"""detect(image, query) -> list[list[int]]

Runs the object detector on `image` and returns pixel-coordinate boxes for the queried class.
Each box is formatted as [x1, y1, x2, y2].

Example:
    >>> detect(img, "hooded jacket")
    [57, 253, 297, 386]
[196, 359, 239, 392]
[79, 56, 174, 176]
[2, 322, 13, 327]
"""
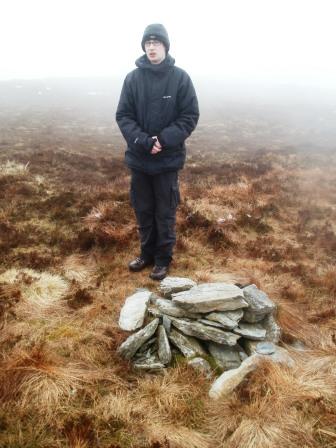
[116, 54, 199, 174]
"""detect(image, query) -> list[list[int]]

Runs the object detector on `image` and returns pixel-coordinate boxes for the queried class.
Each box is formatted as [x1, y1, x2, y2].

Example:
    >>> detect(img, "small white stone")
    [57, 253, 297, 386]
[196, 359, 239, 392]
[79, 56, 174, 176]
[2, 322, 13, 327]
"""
[119, 290, 152, 331]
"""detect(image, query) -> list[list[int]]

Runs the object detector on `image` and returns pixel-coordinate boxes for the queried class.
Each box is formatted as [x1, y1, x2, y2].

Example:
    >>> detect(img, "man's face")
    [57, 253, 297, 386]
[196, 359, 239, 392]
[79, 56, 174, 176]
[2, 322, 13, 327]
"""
[144, 40, 166, 64]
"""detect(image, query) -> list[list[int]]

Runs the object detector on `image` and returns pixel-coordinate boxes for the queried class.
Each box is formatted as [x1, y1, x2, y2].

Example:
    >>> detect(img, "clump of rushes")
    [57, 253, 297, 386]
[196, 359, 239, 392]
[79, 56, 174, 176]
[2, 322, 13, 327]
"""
[205, 353, 336, 448]
[62, 414, 98, 448]
[0, 268, 69, 315]
[61, 253, 97, 285]
[0, 344, 85, 417]
[95, 366, 210, 448]
[0, 282, 21, 324]
[0, 160, 30, 177]
[84, 201, 136, 247]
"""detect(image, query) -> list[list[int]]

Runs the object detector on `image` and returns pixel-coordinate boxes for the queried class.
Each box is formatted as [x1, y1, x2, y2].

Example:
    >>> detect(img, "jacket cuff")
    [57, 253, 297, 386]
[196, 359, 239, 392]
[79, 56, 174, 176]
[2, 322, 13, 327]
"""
[135, 135, 156, 152]
[144, 136, 156, 151]
[158, 134, 166, 148]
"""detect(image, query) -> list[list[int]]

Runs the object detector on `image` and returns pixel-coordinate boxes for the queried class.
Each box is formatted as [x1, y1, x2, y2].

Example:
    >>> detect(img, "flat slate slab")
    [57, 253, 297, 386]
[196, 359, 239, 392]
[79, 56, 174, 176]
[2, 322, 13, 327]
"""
[199, 319, 226, 328]
[159, 276, 197, 298]
[242, 284, 276, 322]
[155, 298, 202, 319]
[206, 309, 243, 330]
[208, 342, 242, 370]
[172, 283, 248, 313]
[134, 357, 165, 371]
[158, 325, 172, 365]
[168, 329, 207, 358]
[118, 290, 151, 331]
[162, 315, 172, 334]
[118, 318, 159, 360]
[244, 340, 277, 356]
[256, 342, 276, 355]
[171, 317, 241, 346]
[233, 322, 266, 341]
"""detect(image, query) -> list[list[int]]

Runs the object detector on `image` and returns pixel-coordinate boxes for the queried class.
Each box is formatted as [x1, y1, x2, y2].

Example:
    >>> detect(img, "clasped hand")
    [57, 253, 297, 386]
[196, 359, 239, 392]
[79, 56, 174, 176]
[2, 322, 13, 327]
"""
[150, 136, 162, 154]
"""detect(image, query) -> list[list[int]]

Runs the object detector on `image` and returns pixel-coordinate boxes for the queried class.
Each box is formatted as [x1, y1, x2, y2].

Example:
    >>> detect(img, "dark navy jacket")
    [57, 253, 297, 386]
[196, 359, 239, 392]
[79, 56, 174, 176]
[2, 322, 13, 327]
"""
[116, 54, 199, 174]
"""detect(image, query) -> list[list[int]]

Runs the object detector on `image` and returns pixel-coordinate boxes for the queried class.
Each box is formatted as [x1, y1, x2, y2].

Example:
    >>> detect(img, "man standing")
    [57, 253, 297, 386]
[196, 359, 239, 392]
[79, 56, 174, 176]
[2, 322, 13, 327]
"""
[116, 24, 199, 280]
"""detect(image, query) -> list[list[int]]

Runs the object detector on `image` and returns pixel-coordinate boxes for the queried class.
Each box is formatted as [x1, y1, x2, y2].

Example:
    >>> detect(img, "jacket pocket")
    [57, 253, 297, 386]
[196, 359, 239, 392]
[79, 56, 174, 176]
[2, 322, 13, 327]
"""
[170, 185, 181, 209]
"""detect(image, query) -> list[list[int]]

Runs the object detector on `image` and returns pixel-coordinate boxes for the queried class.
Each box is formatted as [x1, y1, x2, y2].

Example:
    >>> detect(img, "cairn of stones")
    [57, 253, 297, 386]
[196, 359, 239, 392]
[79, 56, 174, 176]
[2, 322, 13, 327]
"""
[118, 277, 294, 397]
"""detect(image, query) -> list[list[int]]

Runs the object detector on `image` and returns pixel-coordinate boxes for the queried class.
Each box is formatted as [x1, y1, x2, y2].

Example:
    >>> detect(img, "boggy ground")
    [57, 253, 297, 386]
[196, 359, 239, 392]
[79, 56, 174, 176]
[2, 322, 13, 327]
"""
[0, 109, 336, 448]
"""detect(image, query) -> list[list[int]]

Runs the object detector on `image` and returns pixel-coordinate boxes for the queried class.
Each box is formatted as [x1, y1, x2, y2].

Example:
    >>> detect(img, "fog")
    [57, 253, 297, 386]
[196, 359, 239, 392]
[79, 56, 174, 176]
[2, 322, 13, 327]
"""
[2, 0, 336, 88]
[1, 0, 336, 151]
[1, 74, 335, 152]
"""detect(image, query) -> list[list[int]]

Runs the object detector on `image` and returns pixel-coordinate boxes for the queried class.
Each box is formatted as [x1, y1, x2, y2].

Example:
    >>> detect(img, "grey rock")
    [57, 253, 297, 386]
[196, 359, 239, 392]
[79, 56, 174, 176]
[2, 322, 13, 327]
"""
[134, 348, 156, 362]
[226, 310, 245, 321]
[187, 357, 213, 378]
[147, 346, 157, 356]
[168, 329, 207, 358]
[242, 284, 276, 323]
[208, 342, 242, 370]
[159, 276, 197, 298]
[242, 339, 259, 356]
[158, 325, 172, 365]
[234, 322, 266, 340]
[172, 283, 248, 313]
[209, 347, 294, 399]
[256, 341, 276, 355]
[269, 346, 295, 368]
[171, 317, 241, 346]
[118, 290, 152, 331]
[138, 337, 156, 353]
[209, 354, 261, 398]
[262, 313, 281, 343]
[149, 292, 164, 304]
[162, 315, 172, 334]
[118, 318, 160, 360]
[148, 306, 163, 318]
[206, 309, 243, 329]
[199, 319, 225, 328]
[156, 298, 202, 319]
[133, 355, 148, 366]
[242, 311, 265, 323]
[134, 358, 165, 371]
[243, 340, 294, 366]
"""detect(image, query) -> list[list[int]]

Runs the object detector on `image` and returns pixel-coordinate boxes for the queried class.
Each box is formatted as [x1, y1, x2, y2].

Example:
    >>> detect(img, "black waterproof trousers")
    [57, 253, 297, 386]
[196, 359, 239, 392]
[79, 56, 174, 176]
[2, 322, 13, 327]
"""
[130, 169, 180, 267]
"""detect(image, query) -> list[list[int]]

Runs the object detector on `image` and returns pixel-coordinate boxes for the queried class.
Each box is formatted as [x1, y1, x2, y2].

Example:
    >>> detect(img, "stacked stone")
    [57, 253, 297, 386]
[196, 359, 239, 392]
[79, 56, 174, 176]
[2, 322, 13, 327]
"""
[117, 278, 283, 376]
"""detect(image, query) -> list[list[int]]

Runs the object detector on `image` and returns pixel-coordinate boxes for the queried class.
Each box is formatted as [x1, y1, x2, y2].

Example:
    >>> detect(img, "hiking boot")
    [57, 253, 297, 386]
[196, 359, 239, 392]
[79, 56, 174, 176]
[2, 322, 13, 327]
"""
[128, 257, 153, 272]
[149, 265, 169, 281]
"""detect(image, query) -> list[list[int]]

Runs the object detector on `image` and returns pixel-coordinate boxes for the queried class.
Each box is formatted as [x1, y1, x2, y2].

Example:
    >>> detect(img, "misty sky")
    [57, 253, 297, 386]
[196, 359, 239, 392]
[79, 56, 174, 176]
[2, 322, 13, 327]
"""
[2, 0, 336, 87]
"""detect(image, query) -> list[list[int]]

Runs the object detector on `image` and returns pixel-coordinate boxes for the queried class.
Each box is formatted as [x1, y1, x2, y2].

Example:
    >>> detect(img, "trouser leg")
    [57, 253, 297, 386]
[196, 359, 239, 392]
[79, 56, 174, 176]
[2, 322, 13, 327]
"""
[130, 170, 156, 261]
[153, 171, 180, 267]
